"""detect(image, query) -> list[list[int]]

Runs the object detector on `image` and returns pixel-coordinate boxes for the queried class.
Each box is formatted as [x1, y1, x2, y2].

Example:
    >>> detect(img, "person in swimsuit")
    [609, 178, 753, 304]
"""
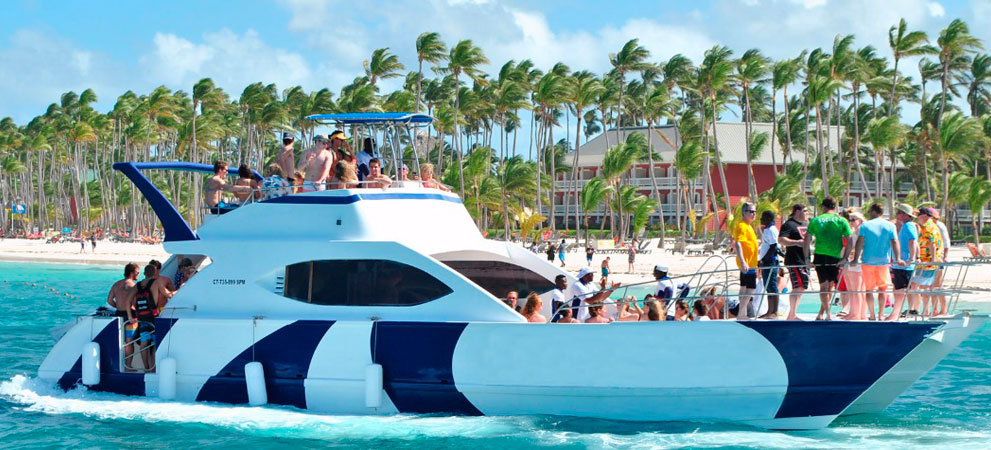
[419, 163, 450, 191]
[362, 158, 392, 189]
[558, 239, 566, 267]
[601, 257, 610, 281]
[107, 263, 140, 368]
[131, 264, 171, 372]
[148, 259, 176, 313]
[205, 161, 251, 211]
[298, 135, 333, 191]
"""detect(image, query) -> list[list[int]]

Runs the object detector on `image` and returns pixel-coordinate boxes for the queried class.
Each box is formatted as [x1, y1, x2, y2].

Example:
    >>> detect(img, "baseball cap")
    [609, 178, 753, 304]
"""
[314, 134, 327, 142]
[918, 206, 936, 217]
[654, 264, 668, 273]
[576, 266, 593, 279]
[895, 203, 915, 218]
[282, 132, 295, 141]
[330, 130, 346, 140]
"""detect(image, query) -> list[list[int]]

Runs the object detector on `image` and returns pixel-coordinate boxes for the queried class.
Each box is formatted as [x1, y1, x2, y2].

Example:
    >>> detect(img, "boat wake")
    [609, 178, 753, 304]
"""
[2, 375, 988, 449]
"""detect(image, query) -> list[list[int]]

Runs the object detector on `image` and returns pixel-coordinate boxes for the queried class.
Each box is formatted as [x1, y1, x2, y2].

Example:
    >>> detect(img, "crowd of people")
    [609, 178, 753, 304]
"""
[508, 196, 951, 324]
[204, 131, 449, 210]
[105, 257, 198, 372]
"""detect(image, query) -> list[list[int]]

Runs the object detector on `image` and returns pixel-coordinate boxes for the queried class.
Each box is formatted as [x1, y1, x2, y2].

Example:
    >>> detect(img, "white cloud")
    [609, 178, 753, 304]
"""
[140, 29, 317, 93]
[927, 2, 946, 17]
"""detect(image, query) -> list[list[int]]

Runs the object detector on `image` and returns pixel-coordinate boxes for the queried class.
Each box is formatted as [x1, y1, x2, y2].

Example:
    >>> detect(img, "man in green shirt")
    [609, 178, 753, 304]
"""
[803, 196, 851, 320]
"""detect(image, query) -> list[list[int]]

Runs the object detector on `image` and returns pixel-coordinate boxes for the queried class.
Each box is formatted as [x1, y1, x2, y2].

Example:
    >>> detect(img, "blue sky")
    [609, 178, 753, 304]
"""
[1, 0, 989, 125]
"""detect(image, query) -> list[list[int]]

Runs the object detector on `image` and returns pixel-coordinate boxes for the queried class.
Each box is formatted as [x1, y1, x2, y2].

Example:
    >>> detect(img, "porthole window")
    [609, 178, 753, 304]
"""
[440, 260, 555, 298]
[283, 259, 452, 306]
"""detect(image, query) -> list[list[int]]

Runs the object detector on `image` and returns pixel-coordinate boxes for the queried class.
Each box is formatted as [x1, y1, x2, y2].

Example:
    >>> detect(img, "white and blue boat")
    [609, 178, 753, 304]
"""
[37, 113, 988, 430]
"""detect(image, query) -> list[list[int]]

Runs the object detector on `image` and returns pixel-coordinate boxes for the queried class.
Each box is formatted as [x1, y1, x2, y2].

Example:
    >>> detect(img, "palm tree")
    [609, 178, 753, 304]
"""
[958, 54, 991, 117]
[444, 40, 489, 198]
[674, 140, 704, 246]
[580, 176, 612, 246]
[497, 156, 537, 240]
[735, 49, 770, 200]
[415, 32, 447, 112]
[936, 19, 982, 124]
[364, 48, 406, 87]
[887, 18, 934, 116]
[565, 71, 604, 234]
[865, 116, 906, 210]
[609, 39, 650, 142]
[700, 45, 735, 216]
[938, 111, 985, 212]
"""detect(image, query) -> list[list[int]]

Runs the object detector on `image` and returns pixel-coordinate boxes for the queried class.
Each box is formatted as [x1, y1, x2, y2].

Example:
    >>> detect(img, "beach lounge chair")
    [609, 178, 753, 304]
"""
[965, 243, 991, 261]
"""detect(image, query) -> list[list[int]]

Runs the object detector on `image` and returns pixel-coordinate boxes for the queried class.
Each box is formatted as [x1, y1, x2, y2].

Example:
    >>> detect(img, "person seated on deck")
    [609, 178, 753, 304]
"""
[261, 163, 291, 200]
[398, 164, 410, 181]
[174, 257, 197, 289]
[584, 305, 612, 323]
[327, 160, 359, 190]
[363, 158, 392, 189]
[616, 295, 644, 321]
[521, 292, 547, 323]
[645, 299, 665, 321]
[357, 138, 384, 180]
[699, 286, 724, 320]
[556, 307, 579, 323]
[674, 300, 692, 321]
[292, 170, 306, 193]
[692, 301, 711, 321]
[298, 135, 333, 192]
[233, 164, 261, 202]
[419, 163, 450, 192]
[503, 291, 521, 312]
[205, 161, 251, 213]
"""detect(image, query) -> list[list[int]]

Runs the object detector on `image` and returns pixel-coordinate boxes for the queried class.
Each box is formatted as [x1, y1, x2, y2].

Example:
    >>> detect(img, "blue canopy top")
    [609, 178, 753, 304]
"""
[305, 112, 433, 125]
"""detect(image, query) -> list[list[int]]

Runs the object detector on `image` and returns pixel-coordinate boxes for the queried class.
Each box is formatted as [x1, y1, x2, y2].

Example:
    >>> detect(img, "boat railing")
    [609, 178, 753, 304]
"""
[121, 318, 156, 372]
[206, 177, 454, 213]
[551, 260, 983, 322]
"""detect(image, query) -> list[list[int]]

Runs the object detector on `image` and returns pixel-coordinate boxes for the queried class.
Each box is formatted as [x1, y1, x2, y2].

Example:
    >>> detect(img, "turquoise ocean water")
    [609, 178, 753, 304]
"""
[0, 261, 989, 449]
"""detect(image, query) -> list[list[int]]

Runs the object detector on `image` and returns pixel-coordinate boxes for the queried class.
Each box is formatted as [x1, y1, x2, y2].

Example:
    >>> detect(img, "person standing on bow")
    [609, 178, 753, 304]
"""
[732, 202, 759, 321]
[887, 203, 919, 320]
[803, 197, 851, 321]
[757, 210, 780, 319]
[854, 202, 902, 321]
[778, 204, 809, 320]
[914, 207, 944, 317]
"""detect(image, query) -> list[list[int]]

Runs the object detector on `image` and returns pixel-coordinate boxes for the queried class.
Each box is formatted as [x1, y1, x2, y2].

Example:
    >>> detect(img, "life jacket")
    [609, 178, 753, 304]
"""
[134, 279, 157, 322]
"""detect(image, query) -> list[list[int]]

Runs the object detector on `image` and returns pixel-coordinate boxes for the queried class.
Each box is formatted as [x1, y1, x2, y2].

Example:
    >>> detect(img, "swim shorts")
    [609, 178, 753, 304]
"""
[862, 264, 891, 290]
[788, 266, 810, 290]
[740, 269, 757, 289]
[891, 269, 913, 290]
[813, 254, 841, 283]
[915, 270, 936, 287]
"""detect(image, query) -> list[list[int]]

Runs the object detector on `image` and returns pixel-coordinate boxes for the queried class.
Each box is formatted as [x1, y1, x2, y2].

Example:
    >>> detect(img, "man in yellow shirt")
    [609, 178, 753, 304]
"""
[733, 202, 759, 320]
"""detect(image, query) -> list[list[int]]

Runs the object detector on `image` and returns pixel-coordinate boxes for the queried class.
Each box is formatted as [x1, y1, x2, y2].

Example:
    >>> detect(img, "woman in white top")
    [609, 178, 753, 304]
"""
[839, 209, 865, 320]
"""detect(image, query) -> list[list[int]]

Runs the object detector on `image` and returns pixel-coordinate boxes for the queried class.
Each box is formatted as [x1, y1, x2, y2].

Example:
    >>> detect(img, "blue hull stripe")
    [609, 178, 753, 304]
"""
[262, 192, 462, 205]
[741, 321, 940, 418]
[195, 320, 334, 408]
[57, 319, 144, 396]
[371, 322, 482, 416]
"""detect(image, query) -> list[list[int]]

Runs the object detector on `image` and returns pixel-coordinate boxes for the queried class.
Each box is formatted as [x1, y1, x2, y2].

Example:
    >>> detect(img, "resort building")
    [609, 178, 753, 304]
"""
[550, 122, 916, 230]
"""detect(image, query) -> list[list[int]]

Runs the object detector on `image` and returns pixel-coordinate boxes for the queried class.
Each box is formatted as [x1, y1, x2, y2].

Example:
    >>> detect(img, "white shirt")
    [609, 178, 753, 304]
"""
[693, 315, 711, 321]
[655, 278, 678, 318]
[550, 288, 566, 318]
[758, 225, 779, 261]
[569, 280, 596, 322]
[936, 221, 950, 259]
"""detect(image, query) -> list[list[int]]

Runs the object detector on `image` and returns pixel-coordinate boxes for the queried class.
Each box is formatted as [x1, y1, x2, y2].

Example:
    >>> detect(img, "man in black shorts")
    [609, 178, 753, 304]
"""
[803, 197, 852, 321]
[778, 204, 809, 320]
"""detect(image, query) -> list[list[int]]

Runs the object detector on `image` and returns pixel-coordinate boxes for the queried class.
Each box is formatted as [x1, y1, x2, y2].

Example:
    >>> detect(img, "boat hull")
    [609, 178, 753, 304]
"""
[841, 313, 989, 416]
[39, 316, 941, 430]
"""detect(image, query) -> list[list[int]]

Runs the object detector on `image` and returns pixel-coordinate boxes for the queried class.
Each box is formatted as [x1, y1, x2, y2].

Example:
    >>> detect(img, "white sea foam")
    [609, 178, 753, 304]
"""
[3, 375, 989, 448]
[0, 375, 521, 440]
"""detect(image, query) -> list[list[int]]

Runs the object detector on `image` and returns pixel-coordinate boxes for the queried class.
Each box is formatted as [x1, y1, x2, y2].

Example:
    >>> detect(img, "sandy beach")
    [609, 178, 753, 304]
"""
[2, 237, 989, 302]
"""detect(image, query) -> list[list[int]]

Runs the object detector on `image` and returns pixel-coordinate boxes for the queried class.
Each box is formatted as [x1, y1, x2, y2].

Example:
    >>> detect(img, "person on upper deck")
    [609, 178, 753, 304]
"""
[357, 138, 384, 181]
[327, 160, 359, 190]
[261, 163, 291, 200]
[204, 161, 252, 210]
[298, 135, 333, 191]
[232, 164, 260, 202]
[276, 132, 296, 180]
[363, 158, 392, 188]
[398, 164, 410, 181]
[419, 163, 450, 191]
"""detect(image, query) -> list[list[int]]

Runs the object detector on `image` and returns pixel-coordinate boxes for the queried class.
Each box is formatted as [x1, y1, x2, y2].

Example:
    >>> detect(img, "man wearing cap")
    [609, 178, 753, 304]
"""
[803, 196, 851, 321]
[732, 202, 760, 320]
[277, 132, 296, 179]
[887, 203, 919, 320]
[298, 135, 333, 191]
[913, 207, 944, 316]
[569, 266, 620, 322]
[653, 265, 679, 320]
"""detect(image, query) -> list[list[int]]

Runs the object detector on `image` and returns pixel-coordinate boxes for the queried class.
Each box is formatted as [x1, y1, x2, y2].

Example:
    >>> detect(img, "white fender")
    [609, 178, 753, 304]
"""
[365, 363, 383, 408]
[158, 357, 177, 400]
[245, 362, 267, 406]
[81, 342, 100, 386]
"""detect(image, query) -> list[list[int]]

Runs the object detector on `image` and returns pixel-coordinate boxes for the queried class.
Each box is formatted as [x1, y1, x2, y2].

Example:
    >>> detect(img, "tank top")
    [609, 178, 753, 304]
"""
[133, 279, 157, 322]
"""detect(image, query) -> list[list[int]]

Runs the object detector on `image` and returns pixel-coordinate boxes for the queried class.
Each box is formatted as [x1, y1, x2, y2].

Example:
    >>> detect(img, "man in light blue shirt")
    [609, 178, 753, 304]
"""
[888, 203, 918, 320]
[853, 203, 903, 320]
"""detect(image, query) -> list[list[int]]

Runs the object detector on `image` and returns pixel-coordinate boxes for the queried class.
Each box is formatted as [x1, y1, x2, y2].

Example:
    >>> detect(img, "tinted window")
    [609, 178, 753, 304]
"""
[441, 260, 555, 298]
[283, 259, 452, 306]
